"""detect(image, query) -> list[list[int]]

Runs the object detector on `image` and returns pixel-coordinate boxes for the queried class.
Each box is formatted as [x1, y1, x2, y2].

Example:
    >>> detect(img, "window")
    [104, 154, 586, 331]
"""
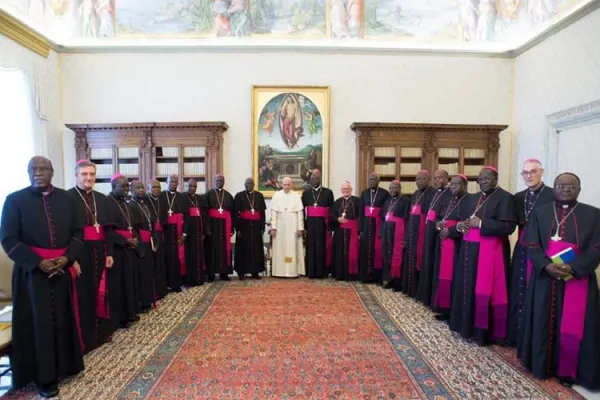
[0, 69, 35, 213]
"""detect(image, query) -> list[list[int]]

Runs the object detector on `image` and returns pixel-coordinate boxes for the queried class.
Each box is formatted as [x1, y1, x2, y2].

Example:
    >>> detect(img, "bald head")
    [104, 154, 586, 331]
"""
[310, 170, 322, 188]
[167, 174, 179, 192]
[521, 159, 544, 189]
[416, 170, 431, 191]
[433, 169, 449, 189]
[186, 179, 197, 195]
[28, 156, 54, 190]
[341, 181, 352, 197]
[367, 172, 380, 189]
[148, 179, 161, 197]
[244, 177, 255, 192]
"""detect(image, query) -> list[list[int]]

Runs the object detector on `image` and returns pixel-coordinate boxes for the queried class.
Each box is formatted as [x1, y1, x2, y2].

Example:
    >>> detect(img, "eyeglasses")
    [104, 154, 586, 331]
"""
[521, 169, 540, 177]
[556, 184, 579, 190]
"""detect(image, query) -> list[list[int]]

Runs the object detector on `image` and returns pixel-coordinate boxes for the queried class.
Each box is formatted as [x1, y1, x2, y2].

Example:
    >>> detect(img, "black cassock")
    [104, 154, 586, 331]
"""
[205, 189, 235, 277]
[302, 187, 335, 278]
[430, 193, 466, 314]
[158, 191, 189, 289]
[330, 196, 360, 281]
[147, 195, 168, 300]
[184, 193, 207, 286]
[508, 184, 554, 345]
[519, 202, 600, 390]
[130, 198, 156, 310]
[358, 187, 390, 283]
[233, 190, 266, 276]
[416, 187, 452, 306]
[0, 187, 84, 389]
[67, 187, 113, 352]
[402, 187, 437, 297]
[449, 188, 517, 345]
[107, 194, 140, 326]
[381, 195, 411, 286]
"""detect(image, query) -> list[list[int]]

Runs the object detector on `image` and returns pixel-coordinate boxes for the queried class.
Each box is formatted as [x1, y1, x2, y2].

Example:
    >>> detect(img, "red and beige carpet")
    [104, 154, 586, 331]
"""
[3, 279, 583, 399]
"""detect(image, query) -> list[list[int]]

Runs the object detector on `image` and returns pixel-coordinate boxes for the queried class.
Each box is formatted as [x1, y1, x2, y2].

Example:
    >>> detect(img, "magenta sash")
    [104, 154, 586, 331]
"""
[426, 209, 437, 223]
[31, 246, 84, 352]
[340, 219, 359, 275]
[411, 204, 426, 271]
[83, 225, 105, 241]
[464, 228, 508, 339]
[546, 240, 587, 379]
[434, 220, 458, 309]
[208, 209, 232, 267]
[306, 206, 333, 267]
[167, 213, 187, 275]
[189, 207, 201, 217]
[386, 215, 406, 279]
[139, 229, 152, 243]
[365, 206, 383, 270]
[153, 222, 163, 232]
[239, 211, 261, 221]
[518, 227, 533, 284]
[116, 229, 134, 239]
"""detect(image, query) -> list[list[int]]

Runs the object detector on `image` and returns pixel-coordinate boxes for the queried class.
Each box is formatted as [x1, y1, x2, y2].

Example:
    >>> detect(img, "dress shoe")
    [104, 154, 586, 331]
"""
[238, 275, 246, 281]
[252, 274, 261, 280]
[37, 384, 59, 398]
[434, 314, 450, 321]
[220, 274, 231, 281]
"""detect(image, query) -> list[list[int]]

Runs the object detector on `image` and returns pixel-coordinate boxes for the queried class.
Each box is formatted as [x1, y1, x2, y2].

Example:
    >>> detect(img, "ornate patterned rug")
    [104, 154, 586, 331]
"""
[3, 279, 584, 399]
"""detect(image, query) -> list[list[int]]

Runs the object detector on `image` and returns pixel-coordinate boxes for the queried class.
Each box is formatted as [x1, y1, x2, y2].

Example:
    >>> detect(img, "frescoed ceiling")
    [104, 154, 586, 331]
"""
[0, 0, 597, 53]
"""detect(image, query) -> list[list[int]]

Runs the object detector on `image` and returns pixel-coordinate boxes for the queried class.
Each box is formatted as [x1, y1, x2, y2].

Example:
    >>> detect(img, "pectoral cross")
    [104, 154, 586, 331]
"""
[385, 213, 390, 221]
[128, 226, 133, 233]
[168, 209, 173, 217]
[412, 206, 418, 213]
[551, 232, 562, 241]
[93, 221, 100, 233]
[369, 207, 374, 214]
[218, 207, 223, 214]
[313, 203, 318, 207]
[251, 208, 255, 215]
[341, 212, 346, 218]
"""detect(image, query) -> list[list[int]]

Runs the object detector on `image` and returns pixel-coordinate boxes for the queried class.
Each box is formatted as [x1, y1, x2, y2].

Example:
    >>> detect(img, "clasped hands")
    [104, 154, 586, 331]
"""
[457, 216, 481, 235]
[40, 255, 115, 279]
[545, 263, 574, 280]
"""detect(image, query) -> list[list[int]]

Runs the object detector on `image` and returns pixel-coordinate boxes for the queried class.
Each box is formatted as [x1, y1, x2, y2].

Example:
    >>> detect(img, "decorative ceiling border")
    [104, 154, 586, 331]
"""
[1, 0, 599, 58]
[0, 9, 52, 58]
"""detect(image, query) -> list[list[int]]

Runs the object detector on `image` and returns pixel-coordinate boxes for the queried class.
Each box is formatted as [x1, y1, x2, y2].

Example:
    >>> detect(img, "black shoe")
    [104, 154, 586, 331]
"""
[220, 274, 231, 281]
[434, 314, 450, 321]
[38, 384, 59, 398]
[170, 287, 183, 292]
[239, 275, 246, 281]
[252, 273, 261, 280]
[207, 275, 215, 283]
[559, 378, 574, 388]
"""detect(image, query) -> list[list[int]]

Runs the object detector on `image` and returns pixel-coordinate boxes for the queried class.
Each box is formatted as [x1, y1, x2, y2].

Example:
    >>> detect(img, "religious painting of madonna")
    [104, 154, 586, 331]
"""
[252, 86, 330, 198]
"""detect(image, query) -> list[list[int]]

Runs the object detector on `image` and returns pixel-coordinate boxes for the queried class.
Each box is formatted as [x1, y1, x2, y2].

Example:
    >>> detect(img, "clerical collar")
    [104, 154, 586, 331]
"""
[313, 186, 321, 191]
[528, 183, 544, 194]
[168, 191, 176, 195]
[556, 199, 577, 208]
[111, 193, 123, 199]
[343, 195, 350, 199]
[76, 185, 93, 194]
[215, 188, 223, 191]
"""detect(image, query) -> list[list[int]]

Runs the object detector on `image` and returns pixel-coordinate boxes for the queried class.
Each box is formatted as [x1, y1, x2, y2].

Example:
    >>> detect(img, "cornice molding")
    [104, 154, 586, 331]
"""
[0, 9, 52, 58]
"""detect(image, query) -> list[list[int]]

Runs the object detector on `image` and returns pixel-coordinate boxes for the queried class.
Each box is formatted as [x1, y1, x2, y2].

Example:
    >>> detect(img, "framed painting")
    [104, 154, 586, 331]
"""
[252, 86, 330, 198]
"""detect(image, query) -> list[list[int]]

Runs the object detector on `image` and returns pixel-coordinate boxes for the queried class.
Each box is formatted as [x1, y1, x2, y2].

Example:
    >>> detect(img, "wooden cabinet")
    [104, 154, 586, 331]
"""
[351, 123, 506, 194]
[68, 122, 228, 194]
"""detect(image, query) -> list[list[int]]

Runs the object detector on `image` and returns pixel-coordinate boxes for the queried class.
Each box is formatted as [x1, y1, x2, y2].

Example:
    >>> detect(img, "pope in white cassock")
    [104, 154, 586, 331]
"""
[269, 177, 305, 277]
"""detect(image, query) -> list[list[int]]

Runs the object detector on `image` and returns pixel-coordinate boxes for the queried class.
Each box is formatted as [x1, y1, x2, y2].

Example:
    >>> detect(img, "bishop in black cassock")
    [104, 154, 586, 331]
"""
[380, 181, 411, 289]
[234, 178, 266, 279]
[508, 158, 554, 346]
[184, 179, 207, 286]
[520, 173, 600, 390]
[158, 175, 189, 291]
[205, 174, 235, 281]
[330, 182, 360, 281]
[147, 179, 168, 300]
[416, 170, 451, 306]
[302, 170, 334, 279]
[130, 181, 156, 311]
[107, 175, 140, 328]
[402, 170, 436, 297]
[430, 175, 468, 318]
[450, 166, 517, 345]
[68, 160, 114, 352]
[358, 173, 389, 283]
[0, 157, 84, 398]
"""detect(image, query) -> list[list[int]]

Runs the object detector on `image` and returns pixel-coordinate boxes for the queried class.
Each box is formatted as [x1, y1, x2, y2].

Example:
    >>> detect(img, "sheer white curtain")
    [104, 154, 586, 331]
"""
[0, 68, 36, 213]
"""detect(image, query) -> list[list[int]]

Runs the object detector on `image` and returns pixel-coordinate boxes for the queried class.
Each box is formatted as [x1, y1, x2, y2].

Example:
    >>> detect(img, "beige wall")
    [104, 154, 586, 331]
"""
[60, 52, 513, 195]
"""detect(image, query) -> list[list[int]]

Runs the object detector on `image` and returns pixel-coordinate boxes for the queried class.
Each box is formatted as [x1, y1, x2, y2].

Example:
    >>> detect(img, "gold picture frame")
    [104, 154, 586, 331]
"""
[252, 85, 330, 198]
